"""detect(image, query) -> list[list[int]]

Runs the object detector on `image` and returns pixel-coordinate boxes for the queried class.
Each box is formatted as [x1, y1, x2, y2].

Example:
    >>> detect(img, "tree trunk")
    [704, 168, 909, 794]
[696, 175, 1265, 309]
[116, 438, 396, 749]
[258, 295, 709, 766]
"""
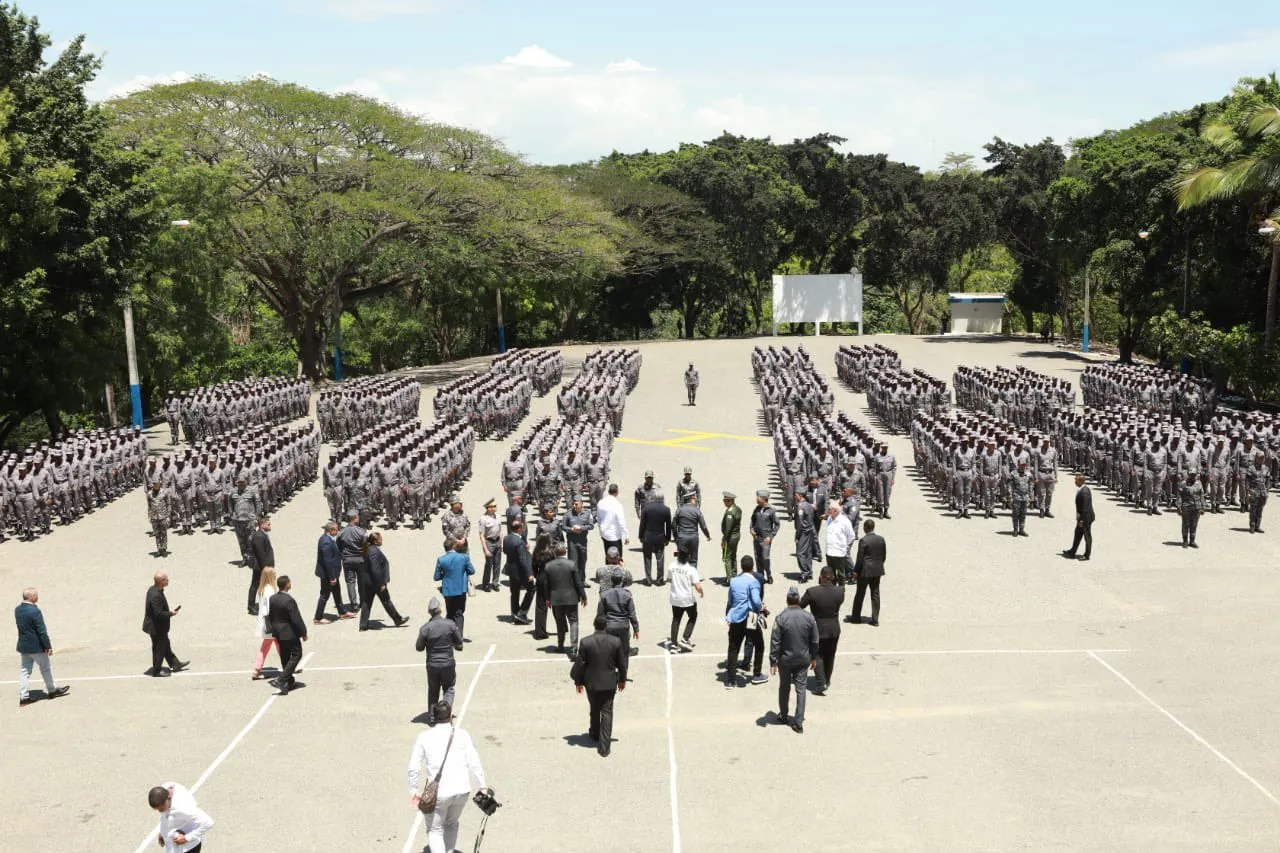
[1117, 335, 1134, 363]
[297, 322, 325, 382]
[43, 405, 64, 441]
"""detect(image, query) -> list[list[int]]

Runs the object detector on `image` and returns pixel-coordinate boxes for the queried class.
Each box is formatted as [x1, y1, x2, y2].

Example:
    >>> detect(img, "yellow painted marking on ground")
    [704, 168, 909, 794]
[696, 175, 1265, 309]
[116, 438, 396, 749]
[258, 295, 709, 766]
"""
[664, 428, 770, 443]
[615, 437, 712, 451]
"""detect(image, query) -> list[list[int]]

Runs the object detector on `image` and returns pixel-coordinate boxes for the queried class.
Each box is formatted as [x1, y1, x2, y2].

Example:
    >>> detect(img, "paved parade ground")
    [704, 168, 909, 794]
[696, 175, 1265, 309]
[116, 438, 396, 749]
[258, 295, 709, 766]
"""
[5, 334, 1280, 852]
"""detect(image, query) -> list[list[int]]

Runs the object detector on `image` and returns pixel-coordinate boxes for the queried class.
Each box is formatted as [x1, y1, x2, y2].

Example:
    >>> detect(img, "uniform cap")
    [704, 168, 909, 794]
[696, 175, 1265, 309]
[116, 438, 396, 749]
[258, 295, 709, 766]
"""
[722, 491, 736, 500]
[644, 470, 654, 478]
[683, 466, 692, 474]
[755, 489, 770, 498]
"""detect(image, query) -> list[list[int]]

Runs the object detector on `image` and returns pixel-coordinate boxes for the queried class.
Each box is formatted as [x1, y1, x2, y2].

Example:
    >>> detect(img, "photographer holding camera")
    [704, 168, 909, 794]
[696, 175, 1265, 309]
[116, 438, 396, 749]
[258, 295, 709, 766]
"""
[408, 700, 494, 853]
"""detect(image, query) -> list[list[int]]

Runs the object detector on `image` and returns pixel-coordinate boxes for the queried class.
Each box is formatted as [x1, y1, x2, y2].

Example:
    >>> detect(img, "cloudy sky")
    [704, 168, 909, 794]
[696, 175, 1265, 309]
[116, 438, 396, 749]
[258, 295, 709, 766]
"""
[33, 0, 1280, 169]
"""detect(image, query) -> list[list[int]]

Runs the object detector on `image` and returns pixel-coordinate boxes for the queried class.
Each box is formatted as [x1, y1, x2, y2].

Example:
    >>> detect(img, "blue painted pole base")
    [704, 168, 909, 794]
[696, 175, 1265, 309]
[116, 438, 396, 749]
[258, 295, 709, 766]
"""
[129, 383, 143, 428]
[334, 347, 344, 382]
[1081, 324, 1090, 354]
[497, 326, 507, 354]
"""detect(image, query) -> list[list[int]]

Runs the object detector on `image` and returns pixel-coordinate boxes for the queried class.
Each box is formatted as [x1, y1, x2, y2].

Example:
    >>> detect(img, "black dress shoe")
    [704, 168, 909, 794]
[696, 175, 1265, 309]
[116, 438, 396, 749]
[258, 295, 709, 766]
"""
[869, 619, 879, 627]
[171, 661, 191, 673]
[153, 669, 171, 677]
[1078, 555, 1090, 561]
[777, 714, 790, 725]
[1061, 550, 1076, 558]
[791, 723, 804, 734]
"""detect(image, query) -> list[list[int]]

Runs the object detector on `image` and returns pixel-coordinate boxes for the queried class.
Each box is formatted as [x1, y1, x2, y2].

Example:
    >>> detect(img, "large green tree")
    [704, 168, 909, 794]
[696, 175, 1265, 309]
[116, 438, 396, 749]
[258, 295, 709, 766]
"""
[0, 6, 154, 445]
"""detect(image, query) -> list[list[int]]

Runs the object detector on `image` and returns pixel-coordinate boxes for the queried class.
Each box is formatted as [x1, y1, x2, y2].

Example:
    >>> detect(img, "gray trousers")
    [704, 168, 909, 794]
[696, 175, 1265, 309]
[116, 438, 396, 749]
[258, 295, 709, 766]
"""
[643, 542, 666, 581]
[676, 535, 699, 567]
[795, 533, 814, 577]
[427, 663, 456, 710]
[778, 663, 808, 726]
[1250, 494, 1267, 531]
[342, 562, 362, 609]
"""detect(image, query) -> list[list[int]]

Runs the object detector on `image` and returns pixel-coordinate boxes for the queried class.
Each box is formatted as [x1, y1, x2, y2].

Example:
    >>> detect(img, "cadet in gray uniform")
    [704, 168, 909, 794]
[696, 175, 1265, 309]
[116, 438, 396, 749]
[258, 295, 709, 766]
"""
[230, 477, 262, 565]
[1177, 470, 1204, 547]
[1009, 460, 1032, 536]
[634, 471, 662, 521]
[1034, 438, 1058, 518]
[675, 467, 701, 507]
[672, 492, 711, 567]
[750, 489, 780, 584]
[147, 481, 174, 556]
[441, 499, 470, 550]
[793, 491, 816, 582]
[684, 363, 699, 406]
[1245, 450, 1269, 533]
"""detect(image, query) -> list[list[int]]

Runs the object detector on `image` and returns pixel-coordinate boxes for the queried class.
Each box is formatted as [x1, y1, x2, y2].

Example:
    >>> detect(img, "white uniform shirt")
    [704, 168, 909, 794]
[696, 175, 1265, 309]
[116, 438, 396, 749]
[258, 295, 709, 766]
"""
[407, 724, 487, 799]
[156, 782, 214, 852]
[824, 513, 856, 558]
[594, 495, 629, 542]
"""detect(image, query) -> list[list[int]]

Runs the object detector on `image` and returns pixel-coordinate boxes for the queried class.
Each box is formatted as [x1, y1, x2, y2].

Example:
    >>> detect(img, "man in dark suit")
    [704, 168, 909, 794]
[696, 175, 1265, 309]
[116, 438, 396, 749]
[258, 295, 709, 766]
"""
[247, 516, 275, 616]
[638, 493, 672, 585]
[573, 615, 627, 757]
[541, 543, 587, 655]
[1062, 473, 1094, 561]
[848, 518, 885, 626]
[503, 520, 534, 624]
[267, 575, 307, 695]
[314, 514, 345, 622]
[800, 567, 845, 694]
[143, 572, 188, 677]
[314, 521, 348, 623]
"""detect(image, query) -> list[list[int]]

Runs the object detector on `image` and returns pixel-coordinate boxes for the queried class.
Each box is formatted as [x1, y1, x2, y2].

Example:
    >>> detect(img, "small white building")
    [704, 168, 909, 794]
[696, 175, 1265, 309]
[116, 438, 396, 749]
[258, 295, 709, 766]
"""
[948, 292, 1006, 334]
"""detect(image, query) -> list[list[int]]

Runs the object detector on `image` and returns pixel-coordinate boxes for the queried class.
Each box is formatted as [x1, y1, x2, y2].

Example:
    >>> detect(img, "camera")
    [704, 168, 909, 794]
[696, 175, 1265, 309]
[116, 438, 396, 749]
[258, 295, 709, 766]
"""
[473, 788, 501, 816]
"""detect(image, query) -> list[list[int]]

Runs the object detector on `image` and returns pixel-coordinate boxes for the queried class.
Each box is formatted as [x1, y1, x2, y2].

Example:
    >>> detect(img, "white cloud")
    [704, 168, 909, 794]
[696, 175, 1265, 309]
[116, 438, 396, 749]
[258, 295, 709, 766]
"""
[305, 0, 442, 22]
[332, 51, 1094, 168]
[1159, 29, 1280, 71]
[501, 45, 573, 70]
[605, 58, 656, 74]
[99, 71, 193, 99]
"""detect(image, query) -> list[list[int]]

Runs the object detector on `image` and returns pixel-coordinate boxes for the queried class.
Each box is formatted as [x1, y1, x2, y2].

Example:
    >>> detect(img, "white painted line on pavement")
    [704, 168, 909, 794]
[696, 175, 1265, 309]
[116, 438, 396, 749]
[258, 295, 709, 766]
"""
[1088, 651, 1279, 807]
[665, 649, 683, 853]
[2, 647, 1132, 685]
[131, 651, 315, 853]
[401, 643, 496, 853]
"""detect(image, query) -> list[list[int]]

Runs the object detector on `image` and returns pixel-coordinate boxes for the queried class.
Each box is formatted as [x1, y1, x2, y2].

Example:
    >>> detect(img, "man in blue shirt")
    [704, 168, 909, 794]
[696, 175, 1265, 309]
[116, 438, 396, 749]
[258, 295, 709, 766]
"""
[15, 587, 70, 707]
[723, 556, 768, 688]
[433, 538, 477, 639]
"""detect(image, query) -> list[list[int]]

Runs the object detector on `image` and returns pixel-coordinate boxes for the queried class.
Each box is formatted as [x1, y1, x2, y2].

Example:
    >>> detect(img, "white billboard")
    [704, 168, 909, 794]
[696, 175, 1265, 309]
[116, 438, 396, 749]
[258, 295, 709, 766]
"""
[771, 272, 863, 335]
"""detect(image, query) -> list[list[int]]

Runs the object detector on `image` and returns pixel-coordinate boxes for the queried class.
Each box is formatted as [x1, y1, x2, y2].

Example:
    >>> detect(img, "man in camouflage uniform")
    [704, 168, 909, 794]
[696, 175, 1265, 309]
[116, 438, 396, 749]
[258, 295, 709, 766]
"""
[1009, 460, 1032, 536]
[147, 480, 174, 556]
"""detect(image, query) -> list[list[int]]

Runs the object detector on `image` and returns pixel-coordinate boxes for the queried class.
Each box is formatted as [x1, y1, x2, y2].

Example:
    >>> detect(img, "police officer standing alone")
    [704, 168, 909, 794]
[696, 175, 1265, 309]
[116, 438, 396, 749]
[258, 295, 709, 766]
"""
[684, 363, 699, 406]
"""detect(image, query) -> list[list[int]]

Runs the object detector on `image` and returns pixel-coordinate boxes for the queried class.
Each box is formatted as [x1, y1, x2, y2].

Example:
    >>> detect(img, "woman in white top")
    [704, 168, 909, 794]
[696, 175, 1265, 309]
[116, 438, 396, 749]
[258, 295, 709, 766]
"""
[667, 547, 704, 652]
[408, 700, 491, 853]
[252, 566, 278, 680]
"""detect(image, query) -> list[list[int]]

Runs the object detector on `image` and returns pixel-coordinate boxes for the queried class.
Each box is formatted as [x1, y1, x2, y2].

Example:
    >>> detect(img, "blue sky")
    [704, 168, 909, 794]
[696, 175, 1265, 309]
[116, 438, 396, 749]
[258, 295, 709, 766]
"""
[29, 0, 1280, 168]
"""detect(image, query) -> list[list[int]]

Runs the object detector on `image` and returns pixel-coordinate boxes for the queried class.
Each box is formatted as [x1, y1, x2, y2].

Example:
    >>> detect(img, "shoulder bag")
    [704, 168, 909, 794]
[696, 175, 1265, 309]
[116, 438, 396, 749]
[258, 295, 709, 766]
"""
[417, 726, 456, 815]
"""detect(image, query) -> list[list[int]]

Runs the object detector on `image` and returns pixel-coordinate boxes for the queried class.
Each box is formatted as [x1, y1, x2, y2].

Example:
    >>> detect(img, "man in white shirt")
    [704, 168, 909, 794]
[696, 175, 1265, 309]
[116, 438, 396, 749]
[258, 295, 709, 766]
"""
[408, 700, 491, 853]
[823, 501, 856, 585]
[148, 782, 214, 852]
[667, 548, 704, 652]
[594, 483, 629, 556]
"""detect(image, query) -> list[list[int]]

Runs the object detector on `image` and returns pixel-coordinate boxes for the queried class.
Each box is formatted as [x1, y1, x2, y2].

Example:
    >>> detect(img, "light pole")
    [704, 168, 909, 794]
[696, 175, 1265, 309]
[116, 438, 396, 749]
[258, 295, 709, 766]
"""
[122, 219, 192, 427]
[495, 287, 507, 353]
[1082, 267, 1090, 354]
[1261, 222, 1279, 350]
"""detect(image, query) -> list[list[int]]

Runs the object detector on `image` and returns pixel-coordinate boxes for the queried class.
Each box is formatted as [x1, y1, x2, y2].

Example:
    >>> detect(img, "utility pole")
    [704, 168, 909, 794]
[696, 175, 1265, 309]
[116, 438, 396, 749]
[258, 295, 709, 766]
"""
[1081, 268, 1090, 354]
[123, 298, 143, 427]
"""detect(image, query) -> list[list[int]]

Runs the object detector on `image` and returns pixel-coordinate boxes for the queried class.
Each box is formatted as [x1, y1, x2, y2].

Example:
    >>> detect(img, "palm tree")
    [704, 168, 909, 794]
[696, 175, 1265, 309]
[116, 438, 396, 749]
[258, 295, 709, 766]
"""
[1176, 101, 1280, 347]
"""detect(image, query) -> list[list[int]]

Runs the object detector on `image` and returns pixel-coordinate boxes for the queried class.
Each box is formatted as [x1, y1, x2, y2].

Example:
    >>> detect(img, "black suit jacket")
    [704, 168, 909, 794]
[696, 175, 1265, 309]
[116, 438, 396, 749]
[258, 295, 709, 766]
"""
[249, 528, 275, 570]
[800, 582, 846, 639]
[143, 585, 170, 636]
[267, 590, 307, 643]
[574, 629, 626, 692]
[852, 533, 886, 578]
[363, 545, 391, 586]
[541, 557, 585, 606]
[315, 534, 341, 580]
[1075, 486, 1096, 524]
[638, 501, 672, 545]
[503, 533, 532, 583]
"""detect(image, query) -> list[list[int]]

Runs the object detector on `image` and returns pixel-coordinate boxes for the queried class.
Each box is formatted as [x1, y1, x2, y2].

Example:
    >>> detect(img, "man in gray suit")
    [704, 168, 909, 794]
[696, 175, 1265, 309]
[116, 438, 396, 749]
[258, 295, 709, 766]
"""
[793, 490, 816, 583]
[541, 544, 587, 655]
[848, 518, 885, 626]
[770, 586, 819, 734]
[1062, 473, 1095, 561]
[573, 615, 627, 757]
